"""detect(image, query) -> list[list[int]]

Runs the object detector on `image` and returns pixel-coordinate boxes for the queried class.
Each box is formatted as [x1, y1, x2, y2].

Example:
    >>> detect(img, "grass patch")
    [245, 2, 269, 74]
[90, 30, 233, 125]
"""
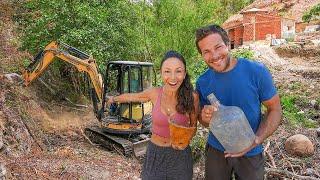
[22, 57, 31, 68]
[281, 94, 318, 128]
[287, 82, 302, 91]
[231, 48, 255, 59]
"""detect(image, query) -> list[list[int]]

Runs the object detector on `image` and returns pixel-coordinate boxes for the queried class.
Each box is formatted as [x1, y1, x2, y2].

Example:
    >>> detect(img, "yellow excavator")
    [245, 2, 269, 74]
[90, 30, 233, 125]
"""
[23, 41, 155, 157]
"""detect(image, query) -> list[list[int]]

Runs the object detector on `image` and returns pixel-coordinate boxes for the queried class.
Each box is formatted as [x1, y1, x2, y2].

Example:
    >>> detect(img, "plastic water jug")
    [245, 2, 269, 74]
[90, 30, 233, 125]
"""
[207, 93, 255, 153]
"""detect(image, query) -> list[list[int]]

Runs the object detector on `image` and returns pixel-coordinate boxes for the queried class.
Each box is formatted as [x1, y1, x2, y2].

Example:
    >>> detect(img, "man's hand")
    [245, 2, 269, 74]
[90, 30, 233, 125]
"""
[200, 105, 217, 126]
[224, 136, 263, 158]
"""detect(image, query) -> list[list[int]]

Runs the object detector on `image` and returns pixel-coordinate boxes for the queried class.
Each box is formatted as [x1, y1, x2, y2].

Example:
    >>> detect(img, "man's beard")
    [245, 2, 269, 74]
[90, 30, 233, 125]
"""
[212, 55, 231, 72]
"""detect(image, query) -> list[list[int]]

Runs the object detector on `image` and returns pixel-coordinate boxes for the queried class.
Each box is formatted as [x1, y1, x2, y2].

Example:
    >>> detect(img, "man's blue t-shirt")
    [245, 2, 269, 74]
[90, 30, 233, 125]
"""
[196, 58, 277, 157]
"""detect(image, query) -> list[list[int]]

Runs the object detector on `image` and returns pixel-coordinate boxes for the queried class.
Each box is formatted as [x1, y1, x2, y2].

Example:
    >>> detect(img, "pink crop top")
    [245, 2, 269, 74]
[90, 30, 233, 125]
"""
[151, 88, 189, 138]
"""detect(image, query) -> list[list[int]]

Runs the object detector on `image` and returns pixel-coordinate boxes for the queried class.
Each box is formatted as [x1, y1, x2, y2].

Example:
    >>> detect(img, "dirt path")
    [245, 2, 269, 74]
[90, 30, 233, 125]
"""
[251, 43, 320, 99]
[0, 78, 143, 179]
[0, 99, 142, 179]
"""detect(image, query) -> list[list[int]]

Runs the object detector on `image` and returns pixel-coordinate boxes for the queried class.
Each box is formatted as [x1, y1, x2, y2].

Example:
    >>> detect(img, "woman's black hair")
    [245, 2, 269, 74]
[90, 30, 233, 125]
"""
[160, 50, 194, 114]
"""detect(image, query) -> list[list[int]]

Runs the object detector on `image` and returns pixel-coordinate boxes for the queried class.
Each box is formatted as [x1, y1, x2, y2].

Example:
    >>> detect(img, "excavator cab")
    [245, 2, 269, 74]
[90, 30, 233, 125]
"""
[86, 61, 155, 157]
[95, 61, 154, 134]
[105, 61, 153, 122]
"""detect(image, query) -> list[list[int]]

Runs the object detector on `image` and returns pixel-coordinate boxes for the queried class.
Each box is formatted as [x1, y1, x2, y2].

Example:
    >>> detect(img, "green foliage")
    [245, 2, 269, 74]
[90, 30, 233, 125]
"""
[281, 95, 317, 128]
[189, 58, 208, 84]
[16, 0, 144, 71]
[288, 82, 302, 91]
[22, 58, 31, 68]
[190, 133, 207, 162]
[16, 0, 254, 83]
[140, 0, 221, 80]
[231, 48, 255, 59]
[302, 3, 320, 22]
[285, 37, 294, 42]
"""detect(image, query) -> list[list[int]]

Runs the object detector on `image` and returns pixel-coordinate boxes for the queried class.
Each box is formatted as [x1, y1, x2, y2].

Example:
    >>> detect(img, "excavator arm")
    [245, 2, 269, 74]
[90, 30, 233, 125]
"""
[22, 41, 103, 102]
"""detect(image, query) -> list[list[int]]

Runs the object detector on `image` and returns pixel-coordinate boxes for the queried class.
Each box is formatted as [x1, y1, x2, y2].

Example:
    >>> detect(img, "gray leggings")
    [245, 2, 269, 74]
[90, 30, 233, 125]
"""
[141, 142, 193, 180]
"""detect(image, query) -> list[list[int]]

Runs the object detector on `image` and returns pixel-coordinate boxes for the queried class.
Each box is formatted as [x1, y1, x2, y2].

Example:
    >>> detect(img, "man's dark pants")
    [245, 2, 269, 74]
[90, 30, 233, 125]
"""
[205, 144, 264, 180]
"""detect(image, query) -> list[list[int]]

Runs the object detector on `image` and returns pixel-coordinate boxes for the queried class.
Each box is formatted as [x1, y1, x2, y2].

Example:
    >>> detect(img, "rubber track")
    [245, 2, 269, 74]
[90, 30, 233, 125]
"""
[84, 126, 133, 156]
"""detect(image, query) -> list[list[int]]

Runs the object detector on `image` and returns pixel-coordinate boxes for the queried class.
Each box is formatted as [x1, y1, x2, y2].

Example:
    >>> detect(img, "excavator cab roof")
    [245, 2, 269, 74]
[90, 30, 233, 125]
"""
[108, 61, 153, 66]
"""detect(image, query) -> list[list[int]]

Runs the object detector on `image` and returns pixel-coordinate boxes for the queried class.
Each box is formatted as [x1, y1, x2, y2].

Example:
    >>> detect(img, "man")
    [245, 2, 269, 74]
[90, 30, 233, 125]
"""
[195, 24, 282, 180]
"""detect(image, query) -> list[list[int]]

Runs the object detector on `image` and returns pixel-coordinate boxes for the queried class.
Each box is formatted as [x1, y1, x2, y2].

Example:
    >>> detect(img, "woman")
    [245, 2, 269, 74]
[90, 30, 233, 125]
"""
[107, 50, 199, 180]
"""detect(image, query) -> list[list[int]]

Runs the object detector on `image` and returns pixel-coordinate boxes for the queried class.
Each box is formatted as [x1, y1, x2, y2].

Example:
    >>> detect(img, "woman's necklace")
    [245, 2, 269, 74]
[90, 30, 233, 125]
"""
[161, 90, 176, 117]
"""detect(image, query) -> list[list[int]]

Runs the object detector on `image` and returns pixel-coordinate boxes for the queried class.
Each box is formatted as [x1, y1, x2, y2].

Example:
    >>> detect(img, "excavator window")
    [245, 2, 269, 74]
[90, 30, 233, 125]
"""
[122, 66, 141, 93]
[130, 67, 141, 93]
[104, 62, 154, 122]
[142, 66, 153, 90]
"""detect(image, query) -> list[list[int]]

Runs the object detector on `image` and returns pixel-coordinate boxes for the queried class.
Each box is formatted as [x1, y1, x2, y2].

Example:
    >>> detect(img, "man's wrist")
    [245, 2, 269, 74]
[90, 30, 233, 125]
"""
[254, 135, 264, 145]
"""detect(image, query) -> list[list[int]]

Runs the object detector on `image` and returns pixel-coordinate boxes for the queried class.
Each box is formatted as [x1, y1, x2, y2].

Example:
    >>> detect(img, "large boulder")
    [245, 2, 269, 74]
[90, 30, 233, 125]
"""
[284, 134, 314, 157]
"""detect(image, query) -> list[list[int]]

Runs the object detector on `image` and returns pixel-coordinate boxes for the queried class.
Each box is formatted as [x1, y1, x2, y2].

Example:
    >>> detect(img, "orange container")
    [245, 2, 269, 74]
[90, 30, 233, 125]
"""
[169, 119, 196, 149]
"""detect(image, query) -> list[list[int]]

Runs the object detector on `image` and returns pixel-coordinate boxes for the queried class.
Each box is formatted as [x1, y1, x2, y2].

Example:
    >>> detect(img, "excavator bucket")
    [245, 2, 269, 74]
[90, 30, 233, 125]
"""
[133, 138, 150, 157]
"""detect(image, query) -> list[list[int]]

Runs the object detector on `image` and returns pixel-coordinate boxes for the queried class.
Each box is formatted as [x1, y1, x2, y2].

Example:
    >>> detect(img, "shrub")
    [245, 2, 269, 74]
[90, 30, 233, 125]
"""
[231, 48, 254, 59]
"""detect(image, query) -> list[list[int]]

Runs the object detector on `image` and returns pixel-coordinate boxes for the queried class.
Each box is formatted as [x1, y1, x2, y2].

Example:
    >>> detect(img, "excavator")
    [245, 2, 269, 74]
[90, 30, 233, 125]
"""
[22, 41, 155, 157]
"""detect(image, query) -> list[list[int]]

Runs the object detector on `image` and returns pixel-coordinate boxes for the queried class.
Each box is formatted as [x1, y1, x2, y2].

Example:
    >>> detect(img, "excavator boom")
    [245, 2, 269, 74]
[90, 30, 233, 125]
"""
[22, 41, 103, 101]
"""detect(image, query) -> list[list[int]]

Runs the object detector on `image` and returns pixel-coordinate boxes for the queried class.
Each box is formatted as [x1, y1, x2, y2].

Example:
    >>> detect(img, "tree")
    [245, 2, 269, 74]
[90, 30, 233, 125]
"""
[302, 3, 320, 23]
[17, 0, 254, 82]
[16, 0, 144, 69]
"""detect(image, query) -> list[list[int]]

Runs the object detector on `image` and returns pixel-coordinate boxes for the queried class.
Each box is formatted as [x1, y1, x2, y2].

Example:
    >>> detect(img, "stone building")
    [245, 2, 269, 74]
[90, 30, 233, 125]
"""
[223, 8, 295, 48]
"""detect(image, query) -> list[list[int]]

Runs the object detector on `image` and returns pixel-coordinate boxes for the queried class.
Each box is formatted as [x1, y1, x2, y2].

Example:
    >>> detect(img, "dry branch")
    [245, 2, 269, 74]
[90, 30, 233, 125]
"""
[80, 129, 99, 146]
[266, 167, 319, 180]
[265, 150, 277, 168]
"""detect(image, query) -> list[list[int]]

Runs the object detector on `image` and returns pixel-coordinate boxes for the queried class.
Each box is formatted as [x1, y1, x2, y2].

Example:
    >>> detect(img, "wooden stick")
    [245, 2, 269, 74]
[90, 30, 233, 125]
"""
[263, 140, 270, 154]
[64, 97, 88, 108]
[265, 150, 277, 168]
[265, 162, 273, 168]
[266, 168, 319, 180]
[38, 78, 56, 95]
[80, 129, 99, 146]
[285, 159, 296, 175]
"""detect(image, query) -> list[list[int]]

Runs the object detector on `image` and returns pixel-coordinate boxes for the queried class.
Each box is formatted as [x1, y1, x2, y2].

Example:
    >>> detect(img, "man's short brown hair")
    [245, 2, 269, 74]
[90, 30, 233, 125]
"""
[195, 24, 230, 54]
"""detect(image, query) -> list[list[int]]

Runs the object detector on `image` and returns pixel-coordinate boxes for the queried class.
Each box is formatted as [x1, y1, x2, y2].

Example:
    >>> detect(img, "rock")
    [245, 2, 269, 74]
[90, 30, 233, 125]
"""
[284, 134, 314, 157]
[310, 99, 319, 110]
[0, 123, 3, 150]
[0, 131, 3, 150]
[0, 163, 6, 179]
[297, 110, 304, 114]
[305, 168, 316, 176]
[3, 73, 22, 83]
[310, 100, 317, 106]
[316, 128, 320, 137]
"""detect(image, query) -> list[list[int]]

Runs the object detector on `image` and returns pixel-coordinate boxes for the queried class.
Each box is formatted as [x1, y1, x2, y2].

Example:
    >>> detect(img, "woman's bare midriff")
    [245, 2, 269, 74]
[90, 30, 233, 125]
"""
[151, 134, 171, 147]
